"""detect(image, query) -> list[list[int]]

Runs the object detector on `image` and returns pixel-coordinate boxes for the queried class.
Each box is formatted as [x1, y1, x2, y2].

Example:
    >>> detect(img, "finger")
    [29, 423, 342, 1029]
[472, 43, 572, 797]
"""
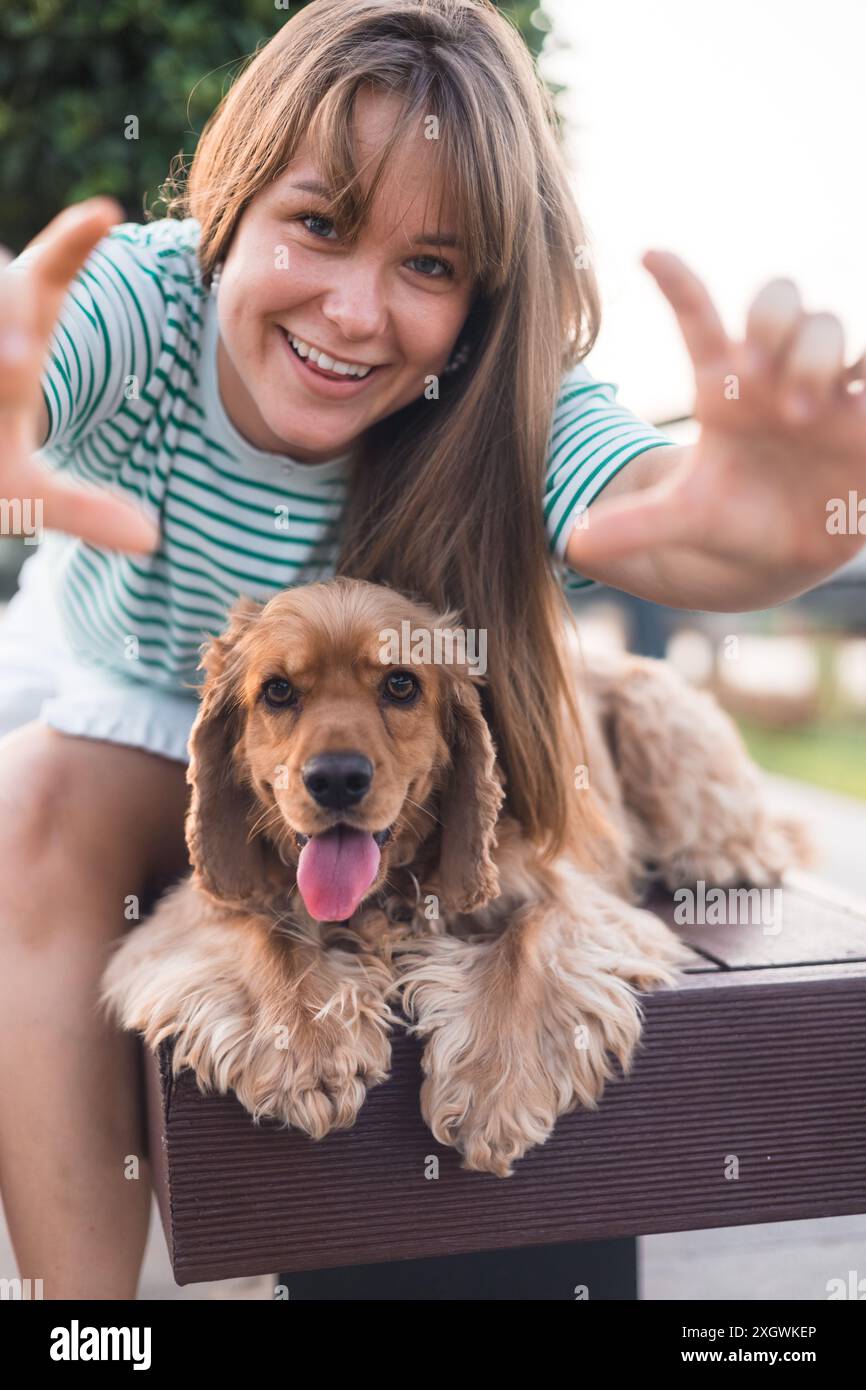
[0, 413, 160, 552]
[38, 476, 160, 554]
[0, 252, 41, 409]
[20, 196, 124, 271]
[776, 311, 845, 422]
[840, 352, 866, 414]
[13, 197, 124, 343]
[0, 433, 160, 552]
[745, 277, 803, 373]
[564, 484, 686, 568]
[642, 249, 729, 367]
[0, 199, 123, 422]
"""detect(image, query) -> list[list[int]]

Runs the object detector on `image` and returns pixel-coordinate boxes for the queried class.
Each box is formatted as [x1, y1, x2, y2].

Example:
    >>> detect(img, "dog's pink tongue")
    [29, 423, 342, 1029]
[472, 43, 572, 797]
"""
[297, 826, 381, 922]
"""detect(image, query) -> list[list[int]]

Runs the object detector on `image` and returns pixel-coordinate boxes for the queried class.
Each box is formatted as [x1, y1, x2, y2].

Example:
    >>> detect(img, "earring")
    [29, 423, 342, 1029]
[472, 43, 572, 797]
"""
[210, 260, 224, 294]
[443, 339, 472, 374]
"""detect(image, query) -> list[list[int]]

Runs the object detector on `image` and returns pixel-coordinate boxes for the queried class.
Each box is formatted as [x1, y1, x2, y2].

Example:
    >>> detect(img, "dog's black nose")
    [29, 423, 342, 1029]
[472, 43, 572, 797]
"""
[302, 752, 373, 810]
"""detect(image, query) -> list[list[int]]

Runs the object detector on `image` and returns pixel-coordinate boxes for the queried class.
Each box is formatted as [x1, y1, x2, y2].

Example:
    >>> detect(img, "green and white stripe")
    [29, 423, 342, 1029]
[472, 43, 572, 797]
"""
[14, 217, 673, 692]
[543, 370, 674, 592]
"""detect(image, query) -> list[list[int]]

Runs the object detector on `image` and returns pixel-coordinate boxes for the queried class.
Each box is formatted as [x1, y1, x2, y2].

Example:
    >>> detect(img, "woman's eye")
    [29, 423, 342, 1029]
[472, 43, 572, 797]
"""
[299, 212, 338, 240]
[409, 255, 454, 280]
[263, 677, 297, 708]
[298, 213, 453, 279]
[384, 671, 419, 703]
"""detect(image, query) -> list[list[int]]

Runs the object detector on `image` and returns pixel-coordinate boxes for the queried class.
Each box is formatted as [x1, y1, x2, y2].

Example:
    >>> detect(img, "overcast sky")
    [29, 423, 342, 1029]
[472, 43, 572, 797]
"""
[542, 0, 866, 423]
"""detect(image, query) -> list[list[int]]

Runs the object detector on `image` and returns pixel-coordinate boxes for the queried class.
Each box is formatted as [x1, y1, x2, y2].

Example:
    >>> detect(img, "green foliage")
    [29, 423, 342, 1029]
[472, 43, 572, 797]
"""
[0, 0, 555, 251]
[738, 720, 866, 802]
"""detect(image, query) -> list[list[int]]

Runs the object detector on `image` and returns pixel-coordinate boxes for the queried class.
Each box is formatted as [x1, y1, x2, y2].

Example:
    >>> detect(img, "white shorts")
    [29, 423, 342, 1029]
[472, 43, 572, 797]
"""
[0, 538, 199, 763]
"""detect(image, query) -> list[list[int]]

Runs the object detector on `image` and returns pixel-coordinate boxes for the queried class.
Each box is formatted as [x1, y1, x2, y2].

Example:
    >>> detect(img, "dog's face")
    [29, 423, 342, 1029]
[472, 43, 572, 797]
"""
[185, 578, 504, 923]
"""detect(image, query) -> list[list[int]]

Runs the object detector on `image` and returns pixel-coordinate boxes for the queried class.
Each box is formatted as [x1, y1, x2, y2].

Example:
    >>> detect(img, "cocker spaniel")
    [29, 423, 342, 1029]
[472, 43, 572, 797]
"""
[101, 578, 807, 1176]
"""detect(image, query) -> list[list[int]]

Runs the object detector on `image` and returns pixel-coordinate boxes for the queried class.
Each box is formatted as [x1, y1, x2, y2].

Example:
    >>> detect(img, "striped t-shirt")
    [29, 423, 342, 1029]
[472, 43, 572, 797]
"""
[16, 218, 672, 694]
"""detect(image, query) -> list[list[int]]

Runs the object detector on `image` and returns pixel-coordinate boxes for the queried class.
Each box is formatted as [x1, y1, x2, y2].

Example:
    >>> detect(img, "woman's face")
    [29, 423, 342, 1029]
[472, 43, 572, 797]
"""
[215, 88, 474, 463]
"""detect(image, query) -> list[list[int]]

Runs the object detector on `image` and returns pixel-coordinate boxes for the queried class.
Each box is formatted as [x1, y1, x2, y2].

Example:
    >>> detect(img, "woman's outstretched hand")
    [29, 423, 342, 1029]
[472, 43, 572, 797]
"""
[566, 251, 866, 604]
[0, 198, 159, 553]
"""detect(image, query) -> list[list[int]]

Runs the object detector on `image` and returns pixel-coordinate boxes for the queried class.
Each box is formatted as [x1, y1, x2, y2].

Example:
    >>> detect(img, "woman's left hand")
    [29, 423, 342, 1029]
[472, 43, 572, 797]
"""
[566, 251, 866, 594]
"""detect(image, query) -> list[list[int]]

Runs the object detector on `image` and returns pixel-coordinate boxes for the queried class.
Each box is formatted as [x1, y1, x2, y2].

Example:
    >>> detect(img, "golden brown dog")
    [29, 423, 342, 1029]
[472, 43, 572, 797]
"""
[101, 577, 807, 1176]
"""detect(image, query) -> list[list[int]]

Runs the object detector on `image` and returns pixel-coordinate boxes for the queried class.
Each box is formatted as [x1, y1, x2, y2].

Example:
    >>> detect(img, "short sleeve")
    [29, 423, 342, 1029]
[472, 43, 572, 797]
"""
[543, 362, 676, 592]
[7, 220, 169, 463]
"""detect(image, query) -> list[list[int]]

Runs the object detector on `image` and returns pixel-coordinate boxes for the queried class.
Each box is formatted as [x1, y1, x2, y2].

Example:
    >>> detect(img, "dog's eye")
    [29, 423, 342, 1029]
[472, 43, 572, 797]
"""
[383, 670, 419, 703]
[262, 677, 297, 709]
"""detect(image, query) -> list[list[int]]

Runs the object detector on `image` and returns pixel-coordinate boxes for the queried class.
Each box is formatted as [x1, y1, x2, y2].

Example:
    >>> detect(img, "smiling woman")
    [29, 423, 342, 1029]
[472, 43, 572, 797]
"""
[0, 1, 683, 1297]
[1, 0, 684, 868]
[207, 89, 476, 463]
[159, 0, 647, 868]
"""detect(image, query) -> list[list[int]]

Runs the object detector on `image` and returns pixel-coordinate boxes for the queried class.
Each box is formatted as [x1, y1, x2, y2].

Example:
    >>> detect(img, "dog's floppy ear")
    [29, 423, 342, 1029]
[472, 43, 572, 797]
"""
[435, 676, 505, 913]
[186, 596, 290, 915]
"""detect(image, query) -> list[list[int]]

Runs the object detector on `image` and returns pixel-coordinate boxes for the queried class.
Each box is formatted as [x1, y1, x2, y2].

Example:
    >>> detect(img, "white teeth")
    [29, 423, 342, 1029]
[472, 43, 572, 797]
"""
[288, 334, 372, 378]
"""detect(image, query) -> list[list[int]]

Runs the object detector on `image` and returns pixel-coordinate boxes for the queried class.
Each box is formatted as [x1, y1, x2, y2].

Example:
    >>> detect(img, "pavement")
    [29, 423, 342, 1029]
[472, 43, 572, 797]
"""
[642, 1212, 866, 1300]
[762, 775, 866, 899]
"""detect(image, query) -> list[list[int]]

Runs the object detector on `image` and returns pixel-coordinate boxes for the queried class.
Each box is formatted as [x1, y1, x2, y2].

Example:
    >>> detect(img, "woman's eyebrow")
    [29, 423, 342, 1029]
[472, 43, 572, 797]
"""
[287, 179, 464, 251]
[290, 178, 334, 197]
[411, 231, 464, 250]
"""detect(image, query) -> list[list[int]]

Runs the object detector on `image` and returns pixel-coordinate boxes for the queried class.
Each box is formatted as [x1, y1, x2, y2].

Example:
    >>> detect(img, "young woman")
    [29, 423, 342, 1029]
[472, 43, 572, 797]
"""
[0, 0, 863, 1298]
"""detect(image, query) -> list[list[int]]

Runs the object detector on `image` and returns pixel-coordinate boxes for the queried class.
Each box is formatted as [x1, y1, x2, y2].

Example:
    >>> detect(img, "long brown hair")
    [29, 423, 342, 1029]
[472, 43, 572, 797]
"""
[157, 0, 612, 867]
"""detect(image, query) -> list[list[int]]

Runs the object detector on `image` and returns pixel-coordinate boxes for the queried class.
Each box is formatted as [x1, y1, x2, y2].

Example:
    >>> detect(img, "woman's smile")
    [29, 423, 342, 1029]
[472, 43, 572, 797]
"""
[278, 324, 386, 398]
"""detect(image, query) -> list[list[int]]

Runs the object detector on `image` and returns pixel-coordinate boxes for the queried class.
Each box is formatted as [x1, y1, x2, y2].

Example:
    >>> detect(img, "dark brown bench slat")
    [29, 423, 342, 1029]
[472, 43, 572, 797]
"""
[143, 878, 866, 1285]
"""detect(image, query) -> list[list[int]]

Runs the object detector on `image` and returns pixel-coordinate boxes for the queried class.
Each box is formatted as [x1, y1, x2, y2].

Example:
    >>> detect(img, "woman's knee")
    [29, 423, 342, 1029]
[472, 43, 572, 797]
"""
[0, 723, 188, 939]
[0, 724, 83, 860]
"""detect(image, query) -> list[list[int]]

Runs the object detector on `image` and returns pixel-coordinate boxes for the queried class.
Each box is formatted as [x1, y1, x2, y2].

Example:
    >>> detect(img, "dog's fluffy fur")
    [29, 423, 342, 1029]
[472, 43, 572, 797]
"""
[101, 578, 808, 1176]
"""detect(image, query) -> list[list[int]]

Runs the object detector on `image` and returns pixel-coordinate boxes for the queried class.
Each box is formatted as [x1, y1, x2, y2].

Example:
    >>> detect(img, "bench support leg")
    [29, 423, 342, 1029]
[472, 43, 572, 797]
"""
[278, 1237, 637, 1300]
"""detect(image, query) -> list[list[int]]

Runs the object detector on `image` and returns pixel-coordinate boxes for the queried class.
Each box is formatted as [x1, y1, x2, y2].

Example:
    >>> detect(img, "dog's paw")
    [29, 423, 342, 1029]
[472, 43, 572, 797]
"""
[658, 811, 813, 891]
[101, 899, 396, 1140]
[397, 919, 650, 1178]
[582, 900, 693, 990]
[421, 1066, 560, 1179]
[234, 966, 396, 1139]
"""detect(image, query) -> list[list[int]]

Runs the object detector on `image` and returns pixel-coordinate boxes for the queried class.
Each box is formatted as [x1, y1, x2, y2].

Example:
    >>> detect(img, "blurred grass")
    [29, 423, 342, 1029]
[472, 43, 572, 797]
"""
[738, 719, 866, 802]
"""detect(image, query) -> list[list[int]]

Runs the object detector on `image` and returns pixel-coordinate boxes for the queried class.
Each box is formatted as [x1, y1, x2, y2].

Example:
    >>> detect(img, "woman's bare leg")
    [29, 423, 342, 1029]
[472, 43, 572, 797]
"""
[0, 724, 189, 1299]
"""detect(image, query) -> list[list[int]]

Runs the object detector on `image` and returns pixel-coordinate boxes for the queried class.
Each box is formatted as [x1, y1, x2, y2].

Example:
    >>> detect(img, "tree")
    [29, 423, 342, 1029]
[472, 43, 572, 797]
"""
[0, 0, 558, 250]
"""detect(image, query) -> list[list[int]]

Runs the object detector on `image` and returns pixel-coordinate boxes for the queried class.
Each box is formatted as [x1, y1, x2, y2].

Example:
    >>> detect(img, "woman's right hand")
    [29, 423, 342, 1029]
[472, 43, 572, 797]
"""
[0, 198, 159, 552]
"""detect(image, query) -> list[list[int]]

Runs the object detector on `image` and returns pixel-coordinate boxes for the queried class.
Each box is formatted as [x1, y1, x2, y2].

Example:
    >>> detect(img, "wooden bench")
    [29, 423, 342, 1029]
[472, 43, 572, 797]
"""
[142, 873, 866, 1295]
